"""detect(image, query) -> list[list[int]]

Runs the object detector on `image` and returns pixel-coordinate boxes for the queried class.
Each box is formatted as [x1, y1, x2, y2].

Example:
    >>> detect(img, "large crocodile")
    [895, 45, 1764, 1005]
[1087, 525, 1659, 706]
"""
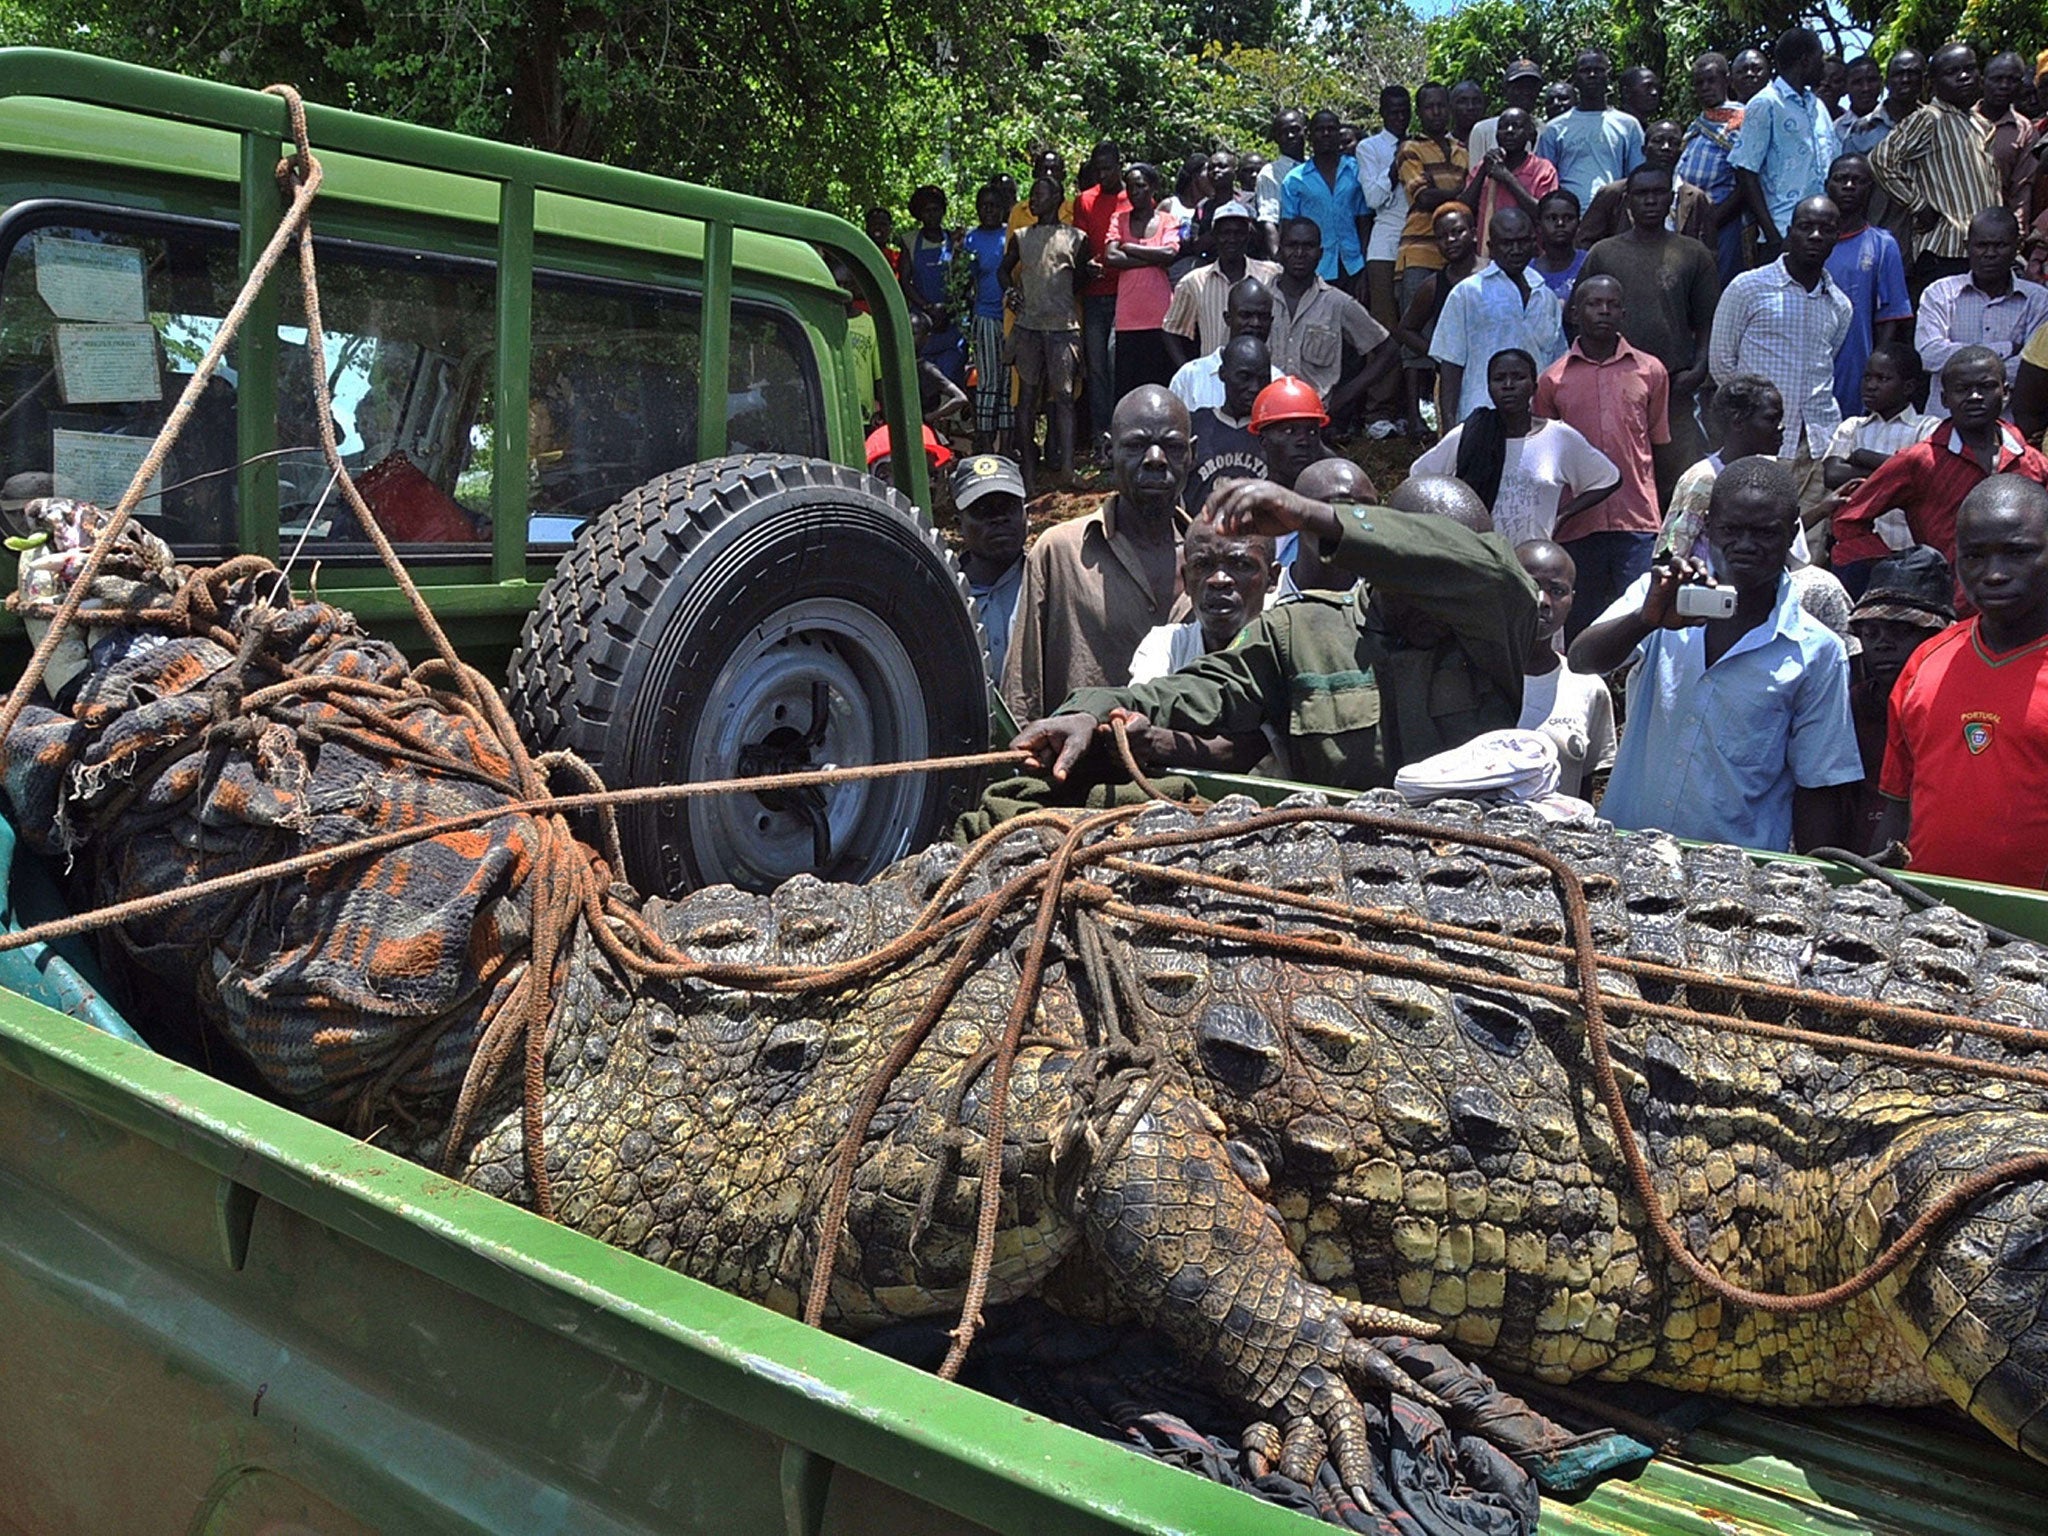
[6, 510, 2047, 1485]
[436, 792, 2048, 1472]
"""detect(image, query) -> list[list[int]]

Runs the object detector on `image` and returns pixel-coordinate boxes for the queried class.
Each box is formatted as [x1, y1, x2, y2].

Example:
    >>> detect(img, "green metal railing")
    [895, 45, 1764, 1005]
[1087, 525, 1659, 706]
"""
[0, 46, 931, 587]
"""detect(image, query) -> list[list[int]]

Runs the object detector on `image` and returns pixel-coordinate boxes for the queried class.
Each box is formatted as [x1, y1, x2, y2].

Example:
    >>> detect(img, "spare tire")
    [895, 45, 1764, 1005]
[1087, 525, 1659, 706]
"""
[509, 455, 991, 895]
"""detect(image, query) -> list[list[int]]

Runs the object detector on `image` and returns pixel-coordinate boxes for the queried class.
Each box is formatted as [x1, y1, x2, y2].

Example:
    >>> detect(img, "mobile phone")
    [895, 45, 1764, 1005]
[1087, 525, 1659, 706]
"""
[1675, 584, 1737, 620]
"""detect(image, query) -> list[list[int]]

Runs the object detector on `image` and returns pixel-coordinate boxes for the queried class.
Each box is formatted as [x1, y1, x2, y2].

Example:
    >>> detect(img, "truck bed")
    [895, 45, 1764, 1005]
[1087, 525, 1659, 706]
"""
[4, 971, 2046, 1535]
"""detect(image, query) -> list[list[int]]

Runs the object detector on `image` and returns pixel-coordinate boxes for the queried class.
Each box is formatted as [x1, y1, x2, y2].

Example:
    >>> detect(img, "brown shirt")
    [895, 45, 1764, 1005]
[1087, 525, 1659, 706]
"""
[1979, 104, 2040, 207]
[1575, 177, 1716, 249]
[1001, 496, 1190, 722]
[1578, 231, 1721, 386]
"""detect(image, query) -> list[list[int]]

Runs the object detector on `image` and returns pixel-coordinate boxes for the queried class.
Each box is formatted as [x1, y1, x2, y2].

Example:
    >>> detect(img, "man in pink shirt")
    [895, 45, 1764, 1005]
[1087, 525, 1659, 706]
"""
[1465, 106, 1559, 257]
[1534, 273, 1672, 636]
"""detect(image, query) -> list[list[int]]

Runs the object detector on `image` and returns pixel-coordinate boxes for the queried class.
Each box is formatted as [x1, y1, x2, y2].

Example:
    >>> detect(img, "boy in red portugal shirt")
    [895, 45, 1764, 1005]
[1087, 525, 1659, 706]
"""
[1878, 475, 2048, 887]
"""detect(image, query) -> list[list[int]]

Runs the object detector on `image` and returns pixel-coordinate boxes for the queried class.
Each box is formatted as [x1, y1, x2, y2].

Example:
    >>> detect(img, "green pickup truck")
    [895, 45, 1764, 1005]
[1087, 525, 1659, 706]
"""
[1, 48, 2046, 1536]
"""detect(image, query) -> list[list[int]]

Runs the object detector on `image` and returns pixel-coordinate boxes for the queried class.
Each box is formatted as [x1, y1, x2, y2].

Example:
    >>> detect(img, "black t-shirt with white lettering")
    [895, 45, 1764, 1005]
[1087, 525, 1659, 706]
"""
[1187, 407, 1266, 517]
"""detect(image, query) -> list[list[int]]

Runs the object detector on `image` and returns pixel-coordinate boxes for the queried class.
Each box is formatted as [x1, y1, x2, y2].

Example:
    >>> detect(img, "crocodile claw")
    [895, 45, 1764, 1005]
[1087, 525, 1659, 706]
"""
[1277, 1413, 1329, 1484]
[1335, 1297, 1441, 1339]
[1344, 1336, 1453, 1414]
[1241, 1418, 1284, 1478]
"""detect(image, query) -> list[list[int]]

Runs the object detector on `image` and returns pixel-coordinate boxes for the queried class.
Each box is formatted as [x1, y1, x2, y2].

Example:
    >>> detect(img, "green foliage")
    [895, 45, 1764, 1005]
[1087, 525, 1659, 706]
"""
[1876, 0, 2042, 61]
[1423, 0, 1621, 90]
[4, 0, 2031, 231]
[1421, 0, 2020, 123]
[0, 0, 1435, 217]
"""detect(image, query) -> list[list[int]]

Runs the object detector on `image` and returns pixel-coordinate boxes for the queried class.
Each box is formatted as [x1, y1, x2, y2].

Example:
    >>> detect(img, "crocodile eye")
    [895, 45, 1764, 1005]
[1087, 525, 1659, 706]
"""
[1195, 1004, 1284, 1091]
[758, 1019, 825, 1075]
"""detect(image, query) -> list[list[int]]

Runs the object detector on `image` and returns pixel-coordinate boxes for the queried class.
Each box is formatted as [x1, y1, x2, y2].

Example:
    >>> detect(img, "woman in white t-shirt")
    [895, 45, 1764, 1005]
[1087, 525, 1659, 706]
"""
[1409, 348, 1619, 547]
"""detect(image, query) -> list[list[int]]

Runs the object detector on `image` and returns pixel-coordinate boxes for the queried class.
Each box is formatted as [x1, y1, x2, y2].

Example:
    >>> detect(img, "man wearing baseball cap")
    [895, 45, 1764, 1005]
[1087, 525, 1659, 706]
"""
[1469, 59, 1546, 165]
[1845, 545, 1954, 850]
[950, 454, 1029, 680]
[1162, 201, 1280, 362]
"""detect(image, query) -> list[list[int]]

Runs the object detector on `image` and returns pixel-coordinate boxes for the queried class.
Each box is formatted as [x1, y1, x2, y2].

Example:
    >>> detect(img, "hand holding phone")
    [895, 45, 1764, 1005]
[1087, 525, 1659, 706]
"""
[1640, 554, 1721, 630]
[1674, 584, 1738, 620]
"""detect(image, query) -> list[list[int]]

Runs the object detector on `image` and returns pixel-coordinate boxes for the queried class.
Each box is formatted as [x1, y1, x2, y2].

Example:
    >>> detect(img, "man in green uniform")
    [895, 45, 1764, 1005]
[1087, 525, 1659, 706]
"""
[1011, 475, 1539, 788]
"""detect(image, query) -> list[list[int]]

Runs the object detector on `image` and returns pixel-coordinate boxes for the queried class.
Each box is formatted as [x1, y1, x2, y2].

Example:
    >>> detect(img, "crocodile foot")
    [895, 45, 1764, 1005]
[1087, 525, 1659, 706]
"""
[1072, 1069, 1454, 1498]
[1239, 1313, 1455, 1491]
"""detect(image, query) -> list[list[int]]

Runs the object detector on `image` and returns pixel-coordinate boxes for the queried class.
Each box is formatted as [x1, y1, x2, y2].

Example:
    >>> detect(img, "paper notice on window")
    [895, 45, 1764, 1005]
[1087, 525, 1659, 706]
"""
[53, 324, 161, 404]
[51, 430, 161, 513]
[34, 236, 147, 322]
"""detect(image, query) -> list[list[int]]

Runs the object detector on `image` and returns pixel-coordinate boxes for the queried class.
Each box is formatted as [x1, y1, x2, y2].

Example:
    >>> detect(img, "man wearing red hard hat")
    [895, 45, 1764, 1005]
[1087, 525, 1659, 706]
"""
[864, 422, 955, 485]
[1248, 374, 1335, 591]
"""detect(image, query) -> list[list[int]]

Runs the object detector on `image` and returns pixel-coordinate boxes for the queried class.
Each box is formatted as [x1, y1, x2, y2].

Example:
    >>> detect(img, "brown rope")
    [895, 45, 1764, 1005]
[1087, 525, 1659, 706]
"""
[1058, 803, 2048, 1315]
[799, 805, 1147, 1347]
[1110, 713, 1180, 805]
[940, 809, 1103, 1376]
[1085, 850, 2048, 1058]
[0, 749, 1029, 961]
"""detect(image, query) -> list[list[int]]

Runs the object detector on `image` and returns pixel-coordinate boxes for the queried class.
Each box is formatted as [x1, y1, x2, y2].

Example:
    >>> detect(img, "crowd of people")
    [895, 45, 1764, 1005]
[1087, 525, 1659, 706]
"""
[864, 31, 2048, 891]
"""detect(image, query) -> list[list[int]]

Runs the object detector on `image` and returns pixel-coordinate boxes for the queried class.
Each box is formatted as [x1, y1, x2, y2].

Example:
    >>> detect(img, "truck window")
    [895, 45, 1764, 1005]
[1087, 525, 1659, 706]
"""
[0, 217, 242, 548]
[527, 271, 700, 539]
[274, 240, 495, 557]
[0, 212, 496, 557]
[4, 211, 827, 561]
[527, 273, 826, 550]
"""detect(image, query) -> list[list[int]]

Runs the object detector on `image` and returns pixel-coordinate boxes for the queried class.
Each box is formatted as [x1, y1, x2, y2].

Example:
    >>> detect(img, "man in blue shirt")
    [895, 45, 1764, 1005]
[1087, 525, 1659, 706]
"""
[1821, 152, 1911, 416]
[1676, 50, 1750, 284]
[1730, 27, 1840, 260]
[1569, 456, 1862, 852]
[1281, 109, 1369, 286]
[1538, 50, 1645, 206]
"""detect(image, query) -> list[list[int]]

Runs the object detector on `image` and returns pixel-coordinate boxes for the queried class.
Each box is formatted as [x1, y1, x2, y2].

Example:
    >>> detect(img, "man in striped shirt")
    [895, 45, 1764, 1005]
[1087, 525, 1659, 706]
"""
[1871, 42, 2001, 296]
[1709, 196, 1853, 541]
[1161, 203, 1280, 364]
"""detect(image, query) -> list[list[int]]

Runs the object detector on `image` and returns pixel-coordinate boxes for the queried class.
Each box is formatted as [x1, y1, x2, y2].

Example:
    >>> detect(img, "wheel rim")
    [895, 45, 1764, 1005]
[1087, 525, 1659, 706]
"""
[684, 597, 931, 889]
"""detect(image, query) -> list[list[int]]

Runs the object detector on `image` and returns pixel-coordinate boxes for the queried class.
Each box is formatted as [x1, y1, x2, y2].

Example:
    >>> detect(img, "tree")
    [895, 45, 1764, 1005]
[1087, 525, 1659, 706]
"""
[1, 0, 1441, 214]
[1877, 0, 2041, 60]
[1424, 0, 1621, 91]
